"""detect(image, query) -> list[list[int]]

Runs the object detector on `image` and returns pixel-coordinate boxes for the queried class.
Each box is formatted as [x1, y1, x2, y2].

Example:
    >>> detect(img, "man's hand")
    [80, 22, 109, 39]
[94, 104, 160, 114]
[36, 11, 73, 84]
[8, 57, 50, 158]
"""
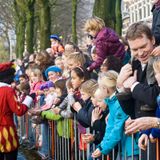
[117, 64, 133, 88]
[123, 70, 137, 89]
[150, 46, 160, 56]
[125, 117, 157, 134]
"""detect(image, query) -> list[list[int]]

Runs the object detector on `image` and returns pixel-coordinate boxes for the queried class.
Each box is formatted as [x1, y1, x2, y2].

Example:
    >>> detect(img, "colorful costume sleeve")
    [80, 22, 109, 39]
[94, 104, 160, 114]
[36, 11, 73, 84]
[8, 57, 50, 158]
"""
[7, 87, 29, 116]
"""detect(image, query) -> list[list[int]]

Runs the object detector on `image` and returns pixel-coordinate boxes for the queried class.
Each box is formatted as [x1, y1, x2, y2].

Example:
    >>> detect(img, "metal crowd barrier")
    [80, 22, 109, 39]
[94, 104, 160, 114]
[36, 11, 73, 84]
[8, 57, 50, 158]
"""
[18, 110, 160, 160]
[48, 116, 160, 160]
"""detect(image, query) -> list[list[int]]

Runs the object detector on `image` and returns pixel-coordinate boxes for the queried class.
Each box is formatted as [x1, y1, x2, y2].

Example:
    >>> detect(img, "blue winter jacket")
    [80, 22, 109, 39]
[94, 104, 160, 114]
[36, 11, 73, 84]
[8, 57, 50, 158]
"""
[98, 95, 139, 157]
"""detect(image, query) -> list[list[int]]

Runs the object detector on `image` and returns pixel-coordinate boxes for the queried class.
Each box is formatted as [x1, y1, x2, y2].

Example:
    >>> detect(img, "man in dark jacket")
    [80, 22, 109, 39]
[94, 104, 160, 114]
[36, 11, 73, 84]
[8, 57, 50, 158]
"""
[117, 22, 160, 160]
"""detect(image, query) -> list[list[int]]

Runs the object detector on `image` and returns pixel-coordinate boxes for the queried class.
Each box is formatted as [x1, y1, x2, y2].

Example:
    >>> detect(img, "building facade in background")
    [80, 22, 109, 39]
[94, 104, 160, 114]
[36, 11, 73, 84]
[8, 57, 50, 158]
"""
[122, 0, 154, 36]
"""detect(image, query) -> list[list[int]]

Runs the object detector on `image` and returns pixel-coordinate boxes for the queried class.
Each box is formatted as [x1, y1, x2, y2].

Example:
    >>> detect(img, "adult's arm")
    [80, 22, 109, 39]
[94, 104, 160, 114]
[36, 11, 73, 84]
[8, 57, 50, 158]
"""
[132, 83, 160, 107]
[125, 117, 159, 134]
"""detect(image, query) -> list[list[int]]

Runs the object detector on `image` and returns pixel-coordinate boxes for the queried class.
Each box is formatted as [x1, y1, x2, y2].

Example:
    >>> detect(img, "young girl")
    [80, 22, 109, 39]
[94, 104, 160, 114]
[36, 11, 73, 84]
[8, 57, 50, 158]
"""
[73, 79, 97, 127]
[29, 68, 44, 97]
[55, 78, 75, 118]
[35, 51, 54, 80]
[81, 87, 108, 160]
[92, 71, 139, 159]
[45, 65, 62, 83]
[70, 67, 90, 156]
[138, 57, 160, 151]
[84, 88, 107, 146]
[66, 52, 87, 71]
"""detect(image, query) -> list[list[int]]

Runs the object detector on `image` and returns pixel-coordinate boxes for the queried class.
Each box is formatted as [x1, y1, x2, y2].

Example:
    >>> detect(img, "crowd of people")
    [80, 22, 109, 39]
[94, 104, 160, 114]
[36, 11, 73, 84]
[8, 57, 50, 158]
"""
[0, 1, 160, 160]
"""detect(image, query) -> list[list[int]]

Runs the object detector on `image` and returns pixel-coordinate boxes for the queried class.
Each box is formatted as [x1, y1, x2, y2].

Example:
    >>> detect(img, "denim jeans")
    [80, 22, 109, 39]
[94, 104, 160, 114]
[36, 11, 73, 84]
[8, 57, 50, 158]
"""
[40, 121, 49, 155]
[28, 118, 36, 145]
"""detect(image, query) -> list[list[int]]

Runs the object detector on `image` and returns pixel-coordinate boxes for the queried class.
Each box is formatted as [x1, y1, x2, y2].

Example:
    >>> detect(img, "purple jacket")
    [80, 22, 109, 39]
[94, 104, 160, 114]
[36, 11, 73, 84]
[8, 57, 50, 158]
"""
[89, 27, 125, 71]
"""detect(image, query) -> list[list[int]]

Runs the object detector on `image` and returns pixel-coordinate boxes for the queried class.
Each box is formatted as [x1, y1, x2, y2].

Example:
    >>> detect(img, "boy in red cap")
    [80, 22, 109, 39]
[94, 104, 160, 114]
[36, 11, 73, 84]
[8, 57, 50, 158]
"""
[0, 62, 33, 160]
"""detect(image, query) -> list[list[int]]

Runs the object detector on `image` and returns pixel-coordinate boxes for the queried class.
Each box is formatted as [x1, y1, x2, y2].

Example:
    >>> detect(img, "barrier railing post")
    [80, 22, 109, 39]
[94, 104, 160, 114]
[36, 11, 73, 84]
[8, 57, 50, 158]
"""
[147, 141, 150, 160]
[132, 134, 134, 160]
[139, 148, 142, 160]
[156, 138, 160, 160]
[74, 114, 78, 160]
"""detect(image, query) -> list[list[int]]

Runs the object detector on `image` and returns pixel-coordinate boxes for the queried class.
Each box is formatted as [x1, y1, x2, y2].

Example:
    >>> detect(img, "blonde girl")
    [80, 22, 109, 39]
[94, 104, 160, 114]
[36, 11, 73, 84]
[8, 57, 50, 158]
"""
[92, 71, 139, 160]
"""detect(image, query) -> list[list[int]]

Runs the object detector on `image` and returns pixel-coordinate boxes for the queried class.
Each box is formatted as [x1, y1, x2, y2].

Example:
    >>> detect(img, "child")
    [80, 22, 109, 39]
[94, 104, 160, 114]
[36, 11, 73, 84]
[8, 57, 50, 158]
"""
[54, 56, 65, 72]
[72, 79, 97, 127]
[35, 51, 54, 81]
[70, 67, 90, 156]
[82, 88, 108, 160]
[92, 71, 139, 159]
[56, 78, 75, 118]
[16, 82, 30, 145]
[19, 74, 29, 84]
[50, 34, 64, 57]
[138, 57, 160, 151]
[64, 41, 80, 54]
[67, 52, 97, 79]
[29, 68, 44, 96]
[90, 46, 98, 63]
[66, 52, 87, 71]
[44, 65, 62, 83]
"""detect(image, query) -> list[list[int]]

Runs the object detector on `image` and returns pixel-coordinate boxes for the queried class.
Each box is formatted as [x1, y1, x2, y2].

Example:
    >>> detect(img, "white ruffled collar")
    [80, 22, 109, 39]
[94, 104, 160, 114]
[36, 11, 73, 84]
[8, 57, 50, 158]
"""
[0, 82, 10, 87]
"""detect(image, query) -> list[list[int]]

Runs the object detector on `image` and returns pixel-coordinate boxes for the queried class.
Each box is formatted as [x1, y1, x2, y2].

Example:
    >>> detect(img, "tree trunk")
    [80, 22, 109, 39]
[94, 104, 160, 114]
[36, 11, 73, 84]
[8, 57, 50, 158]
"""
[115, 0, 122, 36]
[72, 0, 77, 44]
[93, 0, 116, 29]
[14, 0, 26, 58]
[26, 0, 35, 54]
[38, 0, 51, 50]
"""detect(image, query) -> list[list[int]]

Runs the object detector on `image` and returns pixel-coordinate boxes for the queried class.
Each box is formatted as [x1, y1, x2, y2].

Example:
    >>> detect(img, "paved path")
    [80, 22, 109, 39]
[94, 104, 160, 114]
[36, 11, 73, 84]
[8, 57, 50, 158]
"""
[17, 151, 26, 160]
[17, 147, 41, 160]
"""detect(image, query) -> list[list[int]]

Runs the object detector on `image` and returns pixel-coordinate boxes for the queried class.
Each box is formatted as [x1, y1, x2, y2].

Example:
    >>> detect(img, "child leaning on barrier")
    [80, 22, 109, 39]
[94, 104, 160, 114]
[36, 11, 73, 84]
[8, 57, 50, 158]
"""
[55, 78, 75, 118]
[73, 79, 97, 127]
[92, 71, 139, 160]
[138, 57, 160, 151]
[82, 87, 108, 160]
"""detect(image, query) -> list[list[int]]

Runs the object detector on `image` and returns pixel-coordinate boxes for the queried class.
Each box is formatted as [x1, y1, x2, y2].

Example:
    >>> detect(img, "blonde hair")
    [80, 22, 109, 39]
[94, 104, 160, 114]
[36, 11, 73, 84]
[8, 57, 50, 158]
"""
[94, 88, 106, 101]
[98, 70, 118, 89]
[30, 68, 43, 78]
[66, 78, 73, 89]
[55, 56, 62, 62]
[80, 79, 98, 97]
[84, 17, 105, 32]
[67, 52, 86, 66]
[153, 57, 160, 72]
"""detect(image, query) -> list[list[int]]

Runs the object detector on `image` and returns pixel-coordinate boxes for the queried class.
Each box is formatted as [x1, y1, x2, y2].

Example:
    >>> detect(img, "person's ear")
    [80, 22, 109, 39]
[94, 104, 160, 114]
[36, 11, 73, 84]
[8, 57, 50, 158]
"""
[152, 36, 156, 46]
[77, 63, 81, 67]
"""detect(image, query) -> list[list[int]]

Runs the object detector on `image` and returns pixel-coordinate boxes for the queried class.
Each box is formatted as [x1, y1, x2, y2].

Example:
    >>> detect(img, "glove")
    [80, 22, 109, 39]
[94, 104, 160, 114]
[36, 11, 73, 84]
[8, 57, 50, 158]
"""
[29, 93, 36, 100]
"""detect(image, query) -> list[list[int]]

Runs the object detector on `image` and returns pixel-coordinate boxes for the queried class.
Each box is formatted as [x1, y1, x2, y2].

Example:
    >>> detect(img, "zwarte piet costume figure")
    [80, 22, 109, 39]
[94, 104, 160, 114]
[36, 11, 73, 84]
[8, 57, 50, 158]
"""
[0, 62, 33, 160]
